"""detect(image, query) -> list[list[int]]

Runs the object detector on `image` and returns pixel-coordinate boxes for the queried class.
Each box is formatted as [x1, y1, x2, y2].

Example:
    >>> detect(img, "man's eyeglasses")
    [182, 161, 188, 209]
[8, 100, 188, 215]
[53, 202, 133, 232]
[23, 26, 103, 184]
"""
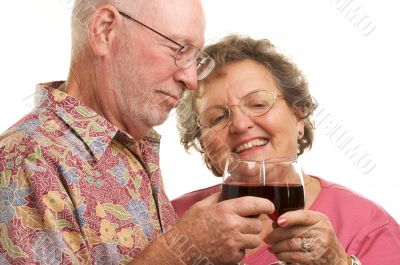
[199, 90, 283, 130]
[118, 11, 215, 80]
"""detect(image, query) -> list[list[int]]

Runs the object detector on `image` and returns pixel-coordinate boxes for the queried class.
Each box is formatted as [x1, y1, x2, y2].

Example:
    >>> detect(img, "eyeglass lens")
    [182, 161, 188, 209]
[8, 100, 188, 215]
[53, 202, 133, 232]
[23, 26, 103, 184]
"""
[201, 91, 277, 129]
[175, 45, 215, 80]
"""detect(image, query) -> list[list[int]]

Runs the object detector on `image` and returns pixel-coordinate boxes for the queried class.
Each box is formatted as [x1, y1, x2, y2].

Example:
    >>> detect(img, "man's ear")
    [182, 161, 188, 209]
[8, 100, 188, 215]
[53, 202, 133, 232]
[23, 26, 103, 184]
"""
[88, 5, 120, 56]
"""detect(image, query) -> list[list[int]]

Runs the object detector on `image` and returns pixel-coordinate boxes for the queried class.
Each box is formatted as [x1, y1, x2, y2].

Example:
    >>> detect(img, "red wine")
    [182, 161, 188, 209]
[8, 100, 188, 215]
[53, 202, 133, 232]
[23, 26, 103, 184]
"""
[221, 183, 305, 220]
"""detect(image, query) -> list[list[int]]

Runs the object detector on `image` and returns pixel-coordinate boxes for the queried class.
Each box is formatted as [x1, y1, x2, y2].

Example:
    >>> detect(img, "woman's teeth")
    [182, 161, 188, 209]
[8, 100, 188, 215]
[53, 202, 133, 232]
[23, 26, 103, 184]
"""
[234, 139, 268, 153]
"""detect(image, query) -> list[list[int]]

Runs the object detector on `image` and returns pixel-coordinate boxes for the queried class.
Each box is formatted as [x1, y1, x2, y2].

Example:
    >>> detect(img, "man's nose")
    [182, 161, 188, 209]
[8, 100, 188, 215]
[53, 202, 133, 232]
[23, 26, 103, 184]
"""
[174, 64, 198, 90]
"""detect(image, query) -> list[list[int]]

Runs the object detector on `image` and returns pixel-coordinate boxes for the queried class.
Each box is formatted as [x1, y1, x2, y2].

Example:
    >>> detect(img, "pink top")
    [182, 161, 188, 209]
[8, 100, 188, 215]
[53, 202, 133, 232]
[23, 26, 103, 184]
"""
[172, 177, 400, 265]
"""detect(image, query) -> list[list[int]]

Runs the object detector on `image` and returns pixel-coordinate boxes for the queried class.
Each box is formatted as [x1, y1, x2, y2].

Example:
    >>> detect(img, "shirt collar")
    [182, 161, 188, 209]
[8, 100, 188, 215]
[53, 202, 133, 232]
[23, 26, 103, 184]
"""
[35, 81, 161, 161]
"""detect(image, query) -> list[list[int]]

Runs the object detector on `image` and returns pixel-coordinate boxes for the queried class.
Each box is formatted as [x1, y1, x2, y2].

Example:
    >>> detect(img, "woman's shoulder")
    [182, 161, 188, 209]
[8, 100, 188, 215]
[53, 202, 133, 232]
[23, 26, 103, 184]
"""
[171, 184, 221, 217]
[317, 177, 383, 208]
[315, 177, 400, 260]
[313, 176, 398, 232]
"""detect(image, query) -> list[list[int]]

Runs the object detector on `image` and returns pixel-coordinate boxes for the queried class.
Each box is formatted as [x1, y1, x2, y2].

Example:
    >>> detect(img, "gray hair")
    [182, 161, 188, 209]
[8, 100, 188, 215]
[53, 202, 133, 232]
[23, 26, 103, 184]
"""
[70, 0, 122, 57]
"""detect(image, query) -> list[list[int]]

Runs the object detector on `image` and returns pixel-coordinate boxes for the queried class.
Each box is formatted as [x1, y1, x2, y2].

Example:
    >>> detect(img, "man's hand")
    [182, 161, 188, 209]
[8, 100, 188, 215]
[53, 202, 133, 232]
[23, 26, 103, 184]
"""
[171, 192, 275, 265]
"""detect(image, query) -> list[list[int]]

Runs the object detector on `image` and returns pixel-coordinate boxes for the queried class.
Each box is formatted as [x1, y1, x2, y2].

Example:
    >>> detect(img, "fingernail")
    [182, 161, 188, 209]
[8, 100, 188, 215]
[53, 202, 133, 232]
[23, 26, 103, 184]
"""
[277, 218, 287, 226]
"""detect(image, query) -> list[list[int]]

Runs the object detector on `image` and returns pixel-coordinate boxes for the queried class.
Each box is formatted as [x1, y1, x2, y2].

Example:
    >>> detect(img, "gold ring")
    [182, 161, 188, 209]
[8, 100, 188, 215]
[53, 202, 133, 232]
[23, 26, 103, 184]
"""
[301, 237, 312, 252]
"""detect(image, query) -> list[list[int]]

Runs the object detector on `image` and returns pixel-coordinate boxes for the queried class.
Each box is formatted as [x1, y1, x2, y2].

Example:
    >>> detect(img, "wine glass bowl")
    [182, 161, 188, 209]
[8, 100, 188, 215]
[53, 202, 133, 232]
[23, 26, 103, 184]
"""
[220, 157, 305, 265]
[221, 157, 305, 221]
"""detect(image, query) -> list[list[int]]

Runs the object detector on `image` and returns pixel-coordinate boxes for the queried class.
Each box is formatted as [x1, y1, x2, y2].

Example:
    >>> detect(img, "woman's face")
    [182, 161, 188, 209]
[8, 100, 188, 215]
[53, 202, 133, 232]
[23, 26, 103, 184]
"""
[196, 59, 304, 165]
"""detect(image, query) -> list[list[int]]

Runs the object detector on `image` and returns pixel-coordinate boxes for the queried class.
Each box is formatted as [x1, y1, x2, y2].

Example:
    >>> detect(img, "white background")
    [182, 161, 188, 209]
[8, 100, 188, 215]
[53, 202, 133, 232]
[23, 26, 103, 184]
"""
[1, 1, 399, 221]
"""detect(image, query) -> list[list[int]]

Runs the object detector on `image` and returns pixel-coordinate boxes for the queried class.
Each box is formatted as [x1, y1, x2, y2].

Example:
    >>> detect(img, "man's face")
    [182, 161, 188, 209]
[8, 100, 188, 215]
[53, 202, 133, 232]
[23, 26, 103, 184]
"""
[110, 0, 206, 133]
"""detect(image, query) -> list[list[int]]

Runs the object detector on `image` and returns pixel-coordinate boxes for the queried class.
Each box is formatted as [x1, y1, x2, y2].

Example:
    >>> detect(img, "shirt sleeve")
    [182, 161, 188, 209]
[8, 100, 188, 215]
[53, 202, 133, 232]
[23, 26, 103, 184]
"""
[351, 212, 400, 264]
[0, 151, 89, 264]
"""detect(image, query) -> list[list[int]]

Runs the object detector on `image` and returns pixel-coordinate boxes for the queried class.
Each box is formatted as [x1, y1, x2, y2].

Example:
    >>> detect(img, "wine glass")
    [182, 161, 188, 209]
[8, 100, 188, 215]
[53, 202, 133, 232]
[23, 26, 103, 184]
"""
[220, 157, 305, 265]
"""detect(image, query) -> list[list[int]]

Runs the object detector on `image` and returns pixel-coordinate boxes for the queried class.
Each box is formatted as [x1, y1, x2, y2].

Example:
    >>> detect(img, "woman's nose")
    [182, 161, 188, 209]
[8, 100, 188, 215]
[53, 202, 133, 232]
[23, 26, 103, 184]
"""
[229, 107, 255, 134]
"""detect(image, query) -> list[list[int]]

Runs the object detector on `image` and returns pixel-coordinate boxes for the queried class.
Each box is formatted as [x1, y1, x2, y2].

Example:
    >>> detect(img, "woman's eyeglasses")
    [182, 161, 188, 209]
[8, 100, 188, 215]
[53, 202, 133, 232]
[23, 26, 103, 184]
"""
[199, 90, 283, 130]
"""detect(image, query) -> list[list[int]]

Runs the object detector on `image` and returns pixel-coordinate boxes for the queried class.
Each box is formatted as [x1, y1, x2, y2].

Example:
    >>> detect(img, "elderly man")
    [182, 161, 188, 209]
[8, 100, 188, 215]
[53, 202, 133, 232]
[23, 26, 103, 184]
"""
[0, 0, 274, 264]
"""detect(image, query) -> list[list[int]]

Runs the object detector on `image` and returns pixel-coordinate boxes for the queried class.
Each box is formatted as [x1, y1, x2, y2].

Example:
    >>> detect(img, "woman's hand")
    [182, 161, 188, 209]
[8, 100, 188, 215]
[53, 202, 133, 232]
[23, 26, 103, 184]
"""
[265, 210, 348, 265]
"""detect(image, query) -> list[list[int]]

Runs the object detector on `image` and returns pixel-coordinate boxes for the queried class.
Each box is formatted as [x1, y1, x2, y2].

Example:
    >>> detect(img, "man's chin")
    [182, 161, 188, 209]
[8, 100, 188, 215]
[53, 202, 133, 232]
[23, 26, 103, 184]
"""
[148, 110, 171, 127]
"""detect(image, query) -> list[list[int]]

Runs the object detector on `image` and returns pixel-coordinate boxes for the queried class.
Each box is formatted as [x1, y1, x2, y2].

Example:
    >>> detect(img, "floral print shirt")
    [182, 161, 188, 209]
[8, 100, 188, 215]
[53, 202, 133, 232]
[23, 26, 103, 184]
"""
[0, 81, 177, 264]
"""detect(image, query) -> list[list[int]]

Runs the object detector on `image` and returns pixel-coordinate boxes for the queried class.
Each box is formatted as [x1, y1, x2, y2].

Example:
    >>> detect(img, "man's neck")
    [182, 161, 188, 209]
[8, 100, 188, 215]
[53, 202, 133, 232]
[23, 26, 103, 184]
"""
[65, 61, 150, 141]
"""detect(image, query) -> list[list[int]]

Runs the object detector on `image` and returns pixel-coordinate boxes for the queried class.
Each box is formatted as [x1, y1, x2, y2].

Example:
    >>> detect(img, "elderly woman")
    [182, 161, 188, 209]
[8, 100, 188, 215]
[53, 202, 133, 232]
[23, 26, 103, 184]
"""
[172, 35, 400, 264]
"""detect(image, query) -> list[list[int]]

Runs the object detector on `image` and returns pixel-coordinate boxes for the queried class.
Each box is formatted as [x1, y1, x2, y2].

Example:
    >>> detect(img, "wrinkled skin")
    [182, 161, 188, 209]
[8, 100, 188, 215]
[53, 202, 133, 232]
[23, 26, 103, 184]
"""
[175, 193, 275, 265]
[265, 210, 348, 265]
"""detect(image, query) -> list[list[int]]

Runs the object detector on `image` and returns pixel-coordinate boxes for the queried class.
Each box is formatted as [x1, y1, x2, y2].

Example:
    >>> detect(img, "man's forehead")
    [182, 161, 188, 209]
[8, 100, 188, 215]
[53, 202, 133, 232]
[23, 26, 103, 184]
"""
[136, 0, 205, 45]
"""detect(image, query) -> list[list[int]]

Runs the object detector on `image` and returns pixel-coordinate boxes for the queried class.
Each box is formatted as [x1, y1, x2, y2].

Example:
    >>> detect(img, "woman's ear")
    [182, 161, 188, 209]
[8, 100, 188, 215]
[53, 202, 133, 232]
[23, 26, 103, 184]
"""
[296, 117, 305, 140]
[88, 5, 120, 56]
